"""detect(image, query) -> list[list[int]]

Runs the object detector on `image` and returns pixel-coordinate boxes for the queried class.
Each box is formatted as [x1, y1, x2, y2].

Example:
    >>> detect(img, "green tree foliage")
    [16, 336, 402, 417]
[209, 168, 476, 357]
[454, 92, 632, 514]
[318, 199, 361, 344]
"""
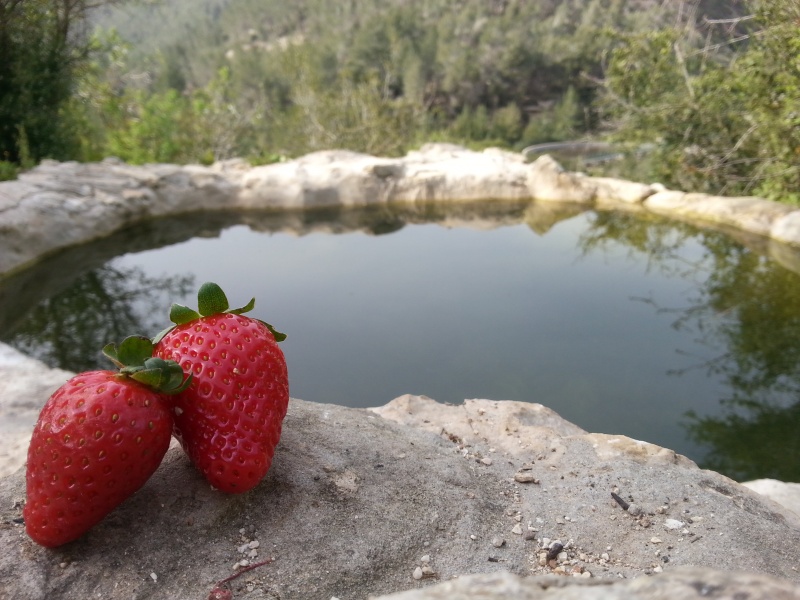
[0, 0, 128, 164]
[600, 0, 800, 202]
[522, 87, 582, 145]
[86, 0, 691, 161]
[15, 0, 799, 207]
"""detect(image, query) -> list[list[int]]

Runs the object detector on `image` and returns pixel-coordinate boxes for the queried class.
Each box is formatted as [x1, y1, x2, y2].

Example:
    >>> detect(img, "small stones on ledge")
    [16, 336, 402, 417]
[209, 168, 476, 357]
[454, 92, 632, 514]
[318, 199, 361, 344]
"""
[412, 554, 437, 581]
[510, 460, 540, 483]
[626, 503, 644, 517]
[514, 472, 540, 484]
[534, 538, 593, 578]
[234, 528, 262, 569]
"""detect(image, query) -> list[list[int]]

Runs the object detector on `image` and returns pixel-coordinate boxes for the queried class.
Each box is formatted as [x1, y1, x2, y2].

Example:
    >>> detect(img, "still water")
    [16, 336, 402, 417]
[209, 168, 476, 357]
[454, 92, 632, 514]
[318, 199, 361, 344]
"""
[2, 201, 799, 482]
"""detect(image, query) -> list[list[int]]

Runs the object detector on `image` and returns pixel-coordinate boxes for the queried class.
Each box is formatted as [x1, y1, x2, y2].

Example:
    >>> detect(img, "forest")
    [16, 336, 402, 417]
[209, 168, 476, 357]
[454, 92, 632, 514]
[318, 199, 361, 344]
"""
[1, 0, 797, 202]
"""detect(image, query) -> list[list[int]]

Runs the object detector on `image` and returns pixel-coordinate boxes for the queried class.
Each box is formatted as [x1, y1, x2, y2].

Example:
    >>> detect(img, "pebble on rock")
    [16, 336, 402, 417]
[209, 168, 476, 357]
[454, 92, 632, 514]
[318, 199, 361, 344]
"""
[514, 472, 539, 484]
[627, 503, 644, 517]
[413, 567, 423, 580]
[492, 537, 505, 548]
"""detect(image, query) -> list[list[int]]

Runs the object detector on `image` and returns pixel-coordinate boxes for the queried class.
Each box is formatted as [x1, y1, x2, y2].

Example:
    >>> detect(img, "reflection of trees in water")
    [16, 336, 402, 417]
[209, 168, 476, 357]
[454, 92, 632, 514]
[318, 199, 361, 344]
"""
[681, 249, 800, 482]
[685, 397, 800, 482]
[579, 211, 800, 482]
[6, 266, 194, 373]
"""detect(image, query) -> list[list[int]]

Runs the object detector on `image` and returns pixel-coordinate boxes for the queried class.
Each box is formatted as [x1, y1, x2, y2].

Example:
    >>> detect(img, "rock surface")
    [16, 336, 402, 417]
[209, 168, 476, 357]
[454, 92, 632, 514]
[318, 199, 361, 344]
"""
[0, 346, 72, 479]
[374, 568, 800, 599]
[5, 144, 800, 276]
[2, 380, 800, 599]
[742, 479, 800, 518]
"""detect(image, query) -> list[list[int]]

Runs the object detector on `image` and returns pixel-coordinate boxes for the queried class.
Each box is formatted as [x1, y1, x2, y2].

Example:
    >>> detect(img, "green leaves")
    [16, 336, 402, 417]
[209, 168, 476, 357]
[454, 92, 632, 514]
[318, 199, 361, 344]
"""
[600, 1, 800, 203]
[156, 282, 287, 343]
[103, 336, 154, 368]
[197, 282, 231, 316]
[262, 322, 287, 343]
[103, 336, 191, 394]
[169, 303, 202, 326]
[127, 357, 192, 395]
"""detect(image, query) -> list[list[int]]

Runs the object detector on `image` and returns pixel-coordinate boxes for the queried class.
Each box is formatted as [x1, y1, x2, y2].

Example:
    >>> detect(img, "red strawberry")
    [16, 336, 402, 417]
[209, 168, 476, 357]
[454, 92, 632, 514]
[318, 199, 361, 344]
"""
[25, 337, 190, 547]
[153, 282, 289, 494]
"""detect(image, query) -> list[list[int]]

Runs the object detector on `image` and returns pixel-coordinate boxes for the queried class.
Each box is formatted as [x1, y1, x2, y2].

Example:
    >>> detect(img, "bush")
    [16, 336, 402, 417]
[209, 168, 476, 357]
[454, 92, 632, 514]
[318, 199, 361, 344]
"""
[0, 161, 18, 181]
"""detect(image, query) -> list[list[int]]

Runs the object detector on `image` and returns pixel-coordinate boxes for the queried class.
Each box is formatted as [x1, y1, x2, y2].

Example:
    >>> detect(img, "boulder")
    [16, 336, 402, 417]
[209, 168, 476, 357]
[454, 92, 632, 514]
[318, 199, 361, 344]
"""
[644, 190, 795, 237]
[526, 155, 654, 204]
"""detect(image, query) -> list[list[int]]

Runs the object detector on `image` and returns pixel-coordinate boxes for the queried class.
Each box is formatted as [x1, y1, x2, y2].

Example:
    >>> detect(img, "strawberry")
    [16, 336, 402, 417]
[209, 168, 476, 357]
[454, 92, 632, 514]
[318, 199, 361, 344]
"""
[153, 282, 289, 494]
[25, 337, 190, 547]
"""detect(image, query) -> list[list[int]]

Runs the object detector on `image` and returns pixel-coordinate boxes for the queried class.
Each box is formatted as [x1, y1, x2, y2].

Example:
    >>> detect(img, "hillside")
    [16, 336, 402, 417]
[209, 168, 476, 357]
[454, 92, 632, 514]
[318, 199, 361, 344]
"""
[93, 0, 750, 95]
[81, 1, 746, 164]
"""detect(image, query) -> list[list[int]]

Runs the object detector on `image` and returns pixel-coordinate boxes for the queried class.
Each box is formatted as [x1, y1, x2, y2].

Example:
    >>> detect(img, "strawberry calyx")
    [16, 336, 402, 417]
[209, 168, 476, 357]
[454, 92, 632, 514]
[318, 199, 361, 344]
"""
[103, 335, 192, 394]
[153, 282, 287, 343]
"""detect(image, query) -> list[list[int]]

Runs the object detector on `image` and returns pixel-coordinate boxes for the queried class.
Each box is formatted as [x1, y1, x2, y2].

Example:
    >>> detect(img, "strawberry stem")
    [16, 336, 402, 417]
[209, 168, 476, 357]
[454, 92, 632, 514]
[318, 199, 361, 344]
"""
[153, 282, 287, 344]
[207, 558, 274, 600]
[103, 336, 192, 395]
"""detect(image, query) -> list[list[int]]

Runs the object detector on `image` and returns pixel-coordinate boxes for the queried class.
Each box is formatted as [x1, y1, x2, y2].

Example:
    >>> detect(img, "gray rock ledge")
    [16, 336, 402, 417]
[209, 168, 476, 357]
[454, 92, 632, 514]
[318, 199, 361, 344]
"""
[4, 143, 800, 277]
[1, 376, 800, 598]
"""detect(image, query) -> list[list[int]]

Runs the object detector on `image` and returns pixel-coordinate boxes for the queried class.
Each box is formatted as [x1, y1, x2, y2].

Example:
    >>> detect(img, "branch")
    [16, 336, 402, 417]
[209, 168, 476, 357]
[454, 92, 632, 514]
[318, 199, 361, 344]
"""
[703, 15, 756, 26]
[672, 42, 694, 100]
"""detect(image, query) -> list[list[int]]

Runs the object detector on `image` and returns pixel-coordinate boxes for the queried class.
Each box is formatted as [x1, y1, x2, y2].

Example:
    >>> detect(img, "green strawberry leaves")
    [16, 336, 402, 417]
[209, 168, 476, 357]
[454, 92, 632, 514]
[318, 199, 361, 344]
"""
[103, 336, 192, 394]
[197, 281, 230, 316]
[168, 303, 202, 326]
[154, 282, 287, 343]
[105, 335, 154, 367]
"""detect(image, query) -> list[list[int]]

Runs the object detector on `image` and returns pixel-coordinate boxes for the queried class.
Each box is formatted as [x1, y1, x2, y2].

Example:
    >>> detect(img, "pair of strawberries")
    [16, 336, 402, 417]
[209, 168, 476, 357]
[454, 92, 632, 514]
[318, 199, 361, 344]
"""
[24, 283, 289, 548]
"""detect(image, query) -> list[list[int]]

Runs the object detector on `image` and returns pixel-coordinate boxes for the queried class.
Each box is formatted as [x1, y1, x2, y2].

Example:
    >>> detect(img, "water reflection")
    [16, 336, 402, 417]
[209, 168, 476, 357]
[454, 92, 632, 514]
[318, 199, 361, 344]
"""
[4, 202, 800, 482]
[0, 201, 535, 371]
[4, 266, 193, 372]
[579, 211, 800, 481]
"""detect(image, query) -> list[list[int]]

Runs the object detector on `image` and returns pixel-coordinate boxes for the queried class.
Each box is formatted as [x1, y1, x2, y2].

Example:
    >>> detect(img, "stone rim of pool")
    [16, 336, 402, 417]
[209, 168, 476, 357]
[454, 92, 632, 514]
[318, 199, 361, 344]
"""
[4, 144, 800, 278]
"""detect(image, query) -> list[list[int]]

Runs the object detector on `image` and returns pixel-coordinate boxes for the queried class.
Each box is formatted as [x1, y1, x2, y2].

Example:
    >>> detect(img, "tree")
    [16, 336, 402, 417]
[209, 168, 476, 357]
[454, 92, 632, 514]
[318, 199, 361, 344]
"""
[0, 0, 128, 164]
[599, 0, 800, 202]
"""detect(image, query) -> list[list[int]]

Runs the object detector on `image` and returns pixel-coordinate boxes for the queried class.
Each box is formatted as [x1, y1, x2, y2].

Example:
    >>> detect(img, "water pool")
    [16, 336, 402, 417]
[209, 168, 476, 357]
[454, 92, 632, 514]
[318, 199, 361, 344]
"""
[2, 201, 799, 482]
